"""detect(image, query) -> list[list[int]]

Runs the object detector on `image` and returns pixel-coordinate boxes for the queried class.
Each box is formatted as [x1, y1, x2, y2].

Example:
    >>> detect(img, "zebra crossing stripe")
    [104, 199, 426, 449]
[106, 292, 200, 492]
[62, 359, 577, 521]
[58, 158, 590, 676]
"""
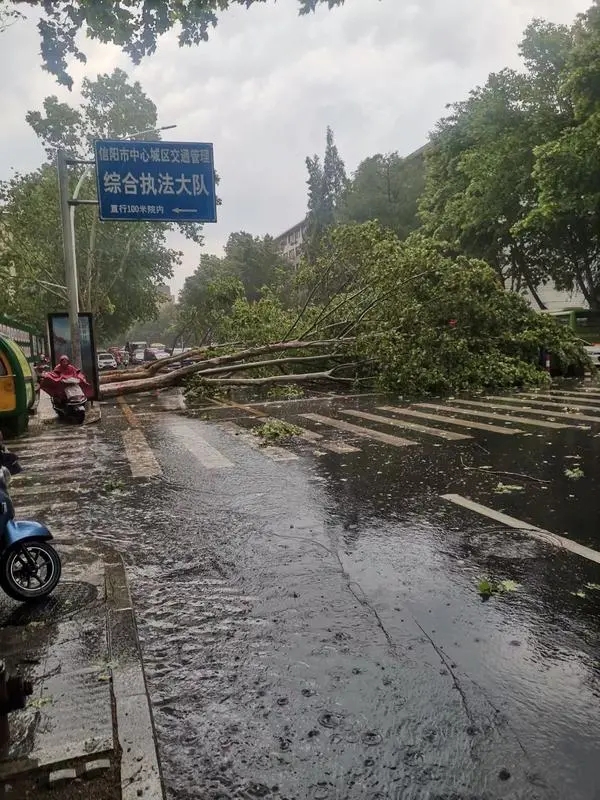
[218, 422, 299, 461]
[167, 421, 234, 469]
[379, 406, 522, 435]
[11, 438, 89, 453]
[267, 418, 361, 453]
[538, 388, 600, 398]
[16, 501, 79, 517]
[416, 402, 573, 430]
[442, 494, 600, 565]
[301, 413, 417, 447]
[14, 468, 89, 483]
[470, 397, 600, 424]
[10, 482, 80, 498]
[122, 429, 162, 478]
[17, 455, 95, 469]
[345, 409, 471, 440]
[518, 393, 600, 411]
[15, 434, 91, 448]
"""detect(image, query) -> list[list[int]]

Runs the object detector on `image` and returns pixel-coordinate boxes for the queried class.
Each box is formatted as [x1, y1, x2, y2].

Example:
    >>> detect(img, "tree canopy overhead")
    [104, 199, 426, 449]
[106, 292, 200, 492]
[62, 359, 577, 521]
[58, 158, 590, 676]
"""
[9, 0, 346, 88]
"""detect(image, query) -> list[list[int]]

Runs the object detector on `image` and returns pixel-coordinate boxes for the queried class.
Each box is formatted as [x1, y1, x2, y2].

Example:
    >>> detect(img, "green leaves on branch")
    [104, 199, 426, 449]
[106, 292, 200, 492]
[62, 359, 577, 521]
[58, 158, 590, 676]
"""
[420, 4, 600, 309]
[1, 69, 191, 339]
[13, 0, 345, 89]
[311, 223, 588, 396]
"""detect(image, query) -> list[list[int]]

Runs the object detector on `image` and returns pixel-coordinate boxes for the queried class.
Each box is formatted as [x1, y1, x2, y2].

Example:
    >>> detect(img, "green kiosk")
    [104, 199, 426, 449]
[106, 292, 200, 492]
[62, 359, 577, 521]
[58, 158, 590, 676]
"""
[0, 335, 38, 437]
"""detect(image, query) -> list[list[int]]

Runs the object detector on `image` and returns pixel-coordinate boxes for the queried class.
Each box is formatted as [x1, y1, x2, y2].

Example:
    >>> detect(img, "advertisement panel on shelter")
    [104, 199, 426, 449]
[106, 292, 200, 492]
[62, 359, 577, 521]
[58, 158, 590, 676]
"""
[47, 313, 100, 401]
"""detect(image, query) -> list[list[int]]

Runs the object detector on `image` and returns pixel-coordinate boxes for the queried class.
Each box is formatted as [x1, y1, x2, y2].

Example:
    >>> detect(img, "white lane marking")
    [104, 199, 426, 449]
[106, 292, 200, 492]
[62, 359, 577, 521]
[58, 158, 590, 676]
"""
[470, 397, 600, 424]
[346, 408, 471, 440]
[301, 413, 417, 447]
[15, 501, 79, 517]
[380, 406, 522, 435]
[442, 493, 600, 565]
[122, 429, 162, 478]
[167, 422, 233, 469]
[251, 392, 380, 408]
[317, 439, 361, 454]
[218, 422, 299, 461]
[10, 482, 80, 498]
[15, 468, 90, 483]
[540, 388, 600, 398]
[17, 454, 95, 468]
[11, 439, 91, 454]
[416, 402, 573, 430]
[519, 393, 600, 411]
[274, 419, 361, 454]
[14, 436, 91, 449]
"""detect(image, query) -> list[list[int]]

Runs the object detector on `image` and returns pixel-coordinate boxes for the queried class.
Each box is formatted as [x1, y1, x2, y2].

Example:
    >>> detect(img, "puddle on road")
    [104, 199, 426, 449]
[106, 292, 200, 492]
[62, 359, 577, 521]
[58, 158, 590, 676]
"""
[73, 398, 600, 798]
[43, 401, 600, 800]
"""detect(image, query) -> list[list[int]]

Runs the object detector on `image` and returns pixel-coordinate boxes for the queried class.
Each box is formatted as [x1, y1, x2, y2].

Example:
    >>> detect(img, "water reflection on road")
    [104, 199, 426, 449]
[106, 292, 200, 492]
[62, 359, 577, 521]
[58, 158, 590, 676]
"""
[88, 397, 600, 800]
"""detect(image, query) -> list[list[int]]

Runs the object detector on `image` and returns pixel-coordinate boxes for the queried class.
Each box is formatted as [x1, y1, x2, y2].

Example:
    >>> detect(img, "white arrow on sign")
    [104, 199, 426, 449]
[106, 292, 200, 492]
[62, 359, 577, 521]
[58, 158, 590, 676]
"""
[172, 208, 199, 214]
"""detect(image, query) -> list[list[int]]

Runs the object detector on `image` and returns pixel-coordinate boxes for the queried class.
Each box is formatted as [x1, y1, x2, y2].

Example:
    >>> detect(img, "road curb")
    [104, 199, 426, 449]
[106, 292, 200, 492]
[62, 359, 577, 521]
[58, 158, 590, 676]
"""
[104, 555, 165, 800]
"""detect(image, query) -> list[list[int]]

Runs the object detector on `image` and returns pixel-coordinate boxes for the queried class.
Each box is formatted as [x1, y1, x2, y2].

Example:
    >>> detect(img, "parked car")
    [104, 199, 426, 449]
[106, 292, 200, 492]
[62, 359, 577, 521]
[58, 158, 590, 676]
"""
[132, 349, 145, 365]
[97, 352, 118, 371]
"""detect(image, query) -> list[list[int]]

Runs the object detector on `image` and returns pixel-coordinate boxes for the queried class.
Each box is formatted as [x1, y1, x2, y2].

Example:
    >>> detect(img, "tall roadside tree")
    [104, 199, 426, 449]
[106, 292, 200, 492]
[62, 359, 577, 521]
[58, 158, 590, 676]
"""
[419, 18, 575, 307]
[0, 68, 195, 338]
[338, 148, 425, 240]
[517, 3, 600, 308]
[305, 126, 348, 260]
[5, 0, 346, 89]
[176, 231, 292, 344]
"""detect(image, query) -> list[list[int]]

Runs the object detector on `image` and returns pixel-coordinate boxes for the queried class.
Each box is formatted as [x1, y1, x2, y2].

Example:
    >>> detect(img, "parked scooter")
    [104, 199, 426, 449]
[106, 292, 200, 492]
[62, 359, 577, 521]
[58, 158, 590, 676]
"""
[0, 448, 61, 602]
[40, 356, 92, 425]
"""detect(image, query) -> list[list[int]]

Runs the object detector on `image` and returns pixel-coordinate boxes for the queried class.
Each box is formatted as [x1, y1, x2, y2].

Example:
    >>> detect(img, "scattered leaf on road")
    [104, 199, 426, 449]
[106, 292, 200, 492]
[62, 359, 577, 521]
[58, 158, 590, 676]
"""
[498, 580, 521, 592]
[564, 467, 584, 480]
[493, 482, 524, 493]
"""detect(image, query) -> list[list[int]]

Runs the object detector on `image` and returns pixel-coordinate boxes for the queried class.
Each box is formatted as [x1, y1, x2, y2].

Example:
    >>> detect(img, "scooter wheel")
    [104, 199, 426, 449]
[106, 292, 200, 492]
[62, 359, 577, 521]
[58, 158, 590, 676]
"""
[0, 541, 61, 602]
[73, 409, 85, 425]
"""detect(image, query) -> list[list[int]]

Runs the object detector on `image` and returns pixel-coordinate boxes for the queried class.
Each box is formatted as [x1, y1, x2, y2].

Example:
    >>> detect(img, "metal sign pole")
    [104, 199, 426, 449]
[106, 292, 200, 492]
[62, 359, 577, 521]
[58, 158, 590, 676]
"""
[56, 149, 82, 368]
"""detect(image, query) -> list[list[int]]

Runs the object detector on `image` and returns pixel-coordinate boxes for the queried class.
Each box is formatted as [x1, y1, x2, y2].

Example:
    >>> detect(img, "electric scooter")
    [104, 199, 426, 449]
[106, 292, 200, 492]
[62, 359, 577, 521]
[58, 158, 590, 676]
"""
[0, 458, 61, 603]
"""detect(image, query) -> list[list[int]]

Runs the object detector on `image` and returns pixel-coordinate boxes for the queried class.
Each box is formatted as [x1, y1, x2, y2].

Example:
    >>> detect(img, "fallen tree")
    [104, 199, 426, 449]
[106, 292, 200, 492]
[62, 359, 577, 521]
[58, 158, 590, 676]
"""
[99, 225, 591, 403]
[99, 339, 356, 398]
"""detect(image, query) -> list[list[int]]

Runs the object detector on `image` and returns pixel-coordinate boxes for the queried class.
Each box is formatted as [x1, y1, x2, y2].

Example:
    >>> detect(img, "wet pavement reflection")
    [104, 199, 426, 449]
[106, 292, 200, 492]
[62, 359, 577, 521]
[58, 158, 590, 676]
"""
[84, 391, 600, 799]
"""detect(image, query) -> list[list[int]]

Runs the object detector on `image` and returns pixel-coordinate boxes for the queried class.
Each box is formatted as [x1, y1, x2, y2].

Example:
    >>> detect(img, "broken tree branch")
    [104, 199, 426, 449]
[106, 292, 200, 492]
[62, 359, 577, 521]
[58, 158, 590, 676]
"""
[99, 338, 355, 398]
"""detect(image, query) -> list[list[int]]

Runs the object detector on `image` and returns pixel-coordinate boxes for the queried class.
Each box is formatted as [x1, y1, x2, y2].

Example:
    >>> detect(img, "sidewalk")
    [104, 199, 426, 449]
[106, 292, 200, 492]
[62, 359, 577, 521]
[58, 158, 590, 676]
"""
[0, 506, 162, 798]
[29, 391, 102, 432]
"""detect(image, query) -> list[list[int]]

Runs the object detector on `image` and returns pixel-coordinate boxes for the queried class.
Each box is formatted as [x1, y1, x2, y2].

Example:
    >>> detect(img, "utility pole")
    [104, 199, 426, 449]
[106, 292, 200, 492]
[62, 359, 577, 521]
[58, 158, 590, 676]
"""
[57, 149, 82, 368]
[55, 125, 176, 369]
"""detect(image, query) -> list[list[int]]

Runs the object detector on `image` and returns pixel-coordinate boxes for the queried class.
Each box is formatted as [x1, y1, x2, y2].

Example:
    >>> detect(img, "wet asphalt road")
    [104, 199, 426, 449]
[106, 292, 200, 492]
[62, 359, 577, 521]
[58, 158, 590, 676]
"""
[74, 391, 600, 798]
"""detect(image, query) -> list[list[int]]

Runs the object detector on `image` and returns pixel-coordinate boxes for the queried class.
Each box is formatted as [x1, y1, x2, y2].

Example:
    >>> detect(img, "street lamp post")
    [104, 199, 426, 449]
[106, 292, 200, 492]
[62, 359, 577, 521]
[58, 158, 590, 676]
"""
[56, 124, 177, 367]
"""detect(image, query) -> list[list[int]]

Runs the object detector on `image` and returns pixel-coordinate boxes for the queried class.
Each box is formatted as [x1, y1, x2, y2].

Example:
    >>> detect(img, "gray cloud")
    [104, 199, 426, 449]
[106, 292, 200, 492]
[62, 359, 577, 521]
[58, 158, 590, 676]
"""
[0, 0, 589, 296]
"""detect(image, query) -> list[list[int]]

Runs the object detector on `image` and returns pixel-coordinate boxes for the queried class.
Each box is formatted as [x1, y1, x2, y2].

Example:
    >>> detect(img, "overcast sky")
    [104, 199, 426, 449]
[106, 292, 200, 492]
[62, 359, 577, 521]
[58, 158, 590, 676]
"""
[0, 0, 591, 295]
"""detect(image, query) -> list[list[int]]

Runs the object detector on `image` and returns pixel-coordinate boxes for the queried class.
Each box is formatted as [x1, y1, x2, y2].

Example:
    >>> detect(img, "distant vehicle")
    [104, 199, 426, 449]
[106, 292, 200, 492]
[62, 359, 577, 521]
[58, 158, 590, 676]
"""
[143, 348, 170, 362]
[127, 341, 147, 356]
[132, 349, 145, 365]
[97, 352, 118, 371]
[150, 343, 166, 350]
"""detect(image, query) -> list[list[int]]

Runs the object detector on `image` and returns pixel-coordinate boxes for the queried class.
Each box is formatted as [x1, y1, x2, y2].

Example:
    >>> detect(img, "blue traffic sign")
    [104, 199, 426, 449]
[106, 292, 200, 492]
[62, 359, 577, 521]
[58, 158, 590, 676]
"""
[94, 139, 217, 223]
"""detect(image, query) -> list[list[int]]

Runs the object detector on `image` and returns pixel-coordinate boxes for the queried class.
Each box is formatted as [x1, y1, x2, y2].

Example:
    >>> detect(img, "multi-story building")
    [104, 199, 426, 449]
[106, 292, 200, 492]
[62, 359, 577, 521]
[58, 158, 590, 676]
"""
[273, 219, 308, 267]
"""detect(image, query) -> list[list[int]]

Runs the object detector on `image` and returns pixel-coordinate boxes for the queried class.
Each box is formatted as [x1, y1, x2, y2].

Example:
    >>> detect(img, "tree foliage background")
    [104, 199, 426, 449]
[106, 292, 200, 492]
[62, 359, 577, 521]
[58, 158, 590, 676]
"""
[5, 0, 346, 88]
[0, 68, 201, 340]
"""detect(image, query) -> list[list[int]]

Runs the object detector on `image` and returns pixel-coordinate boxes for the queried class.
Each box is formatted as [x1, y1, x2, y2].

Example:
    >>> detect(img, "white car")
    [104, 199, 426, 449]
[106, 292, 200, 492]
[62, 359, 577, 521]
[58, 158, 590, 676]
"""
[97, 352, 118, 370]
